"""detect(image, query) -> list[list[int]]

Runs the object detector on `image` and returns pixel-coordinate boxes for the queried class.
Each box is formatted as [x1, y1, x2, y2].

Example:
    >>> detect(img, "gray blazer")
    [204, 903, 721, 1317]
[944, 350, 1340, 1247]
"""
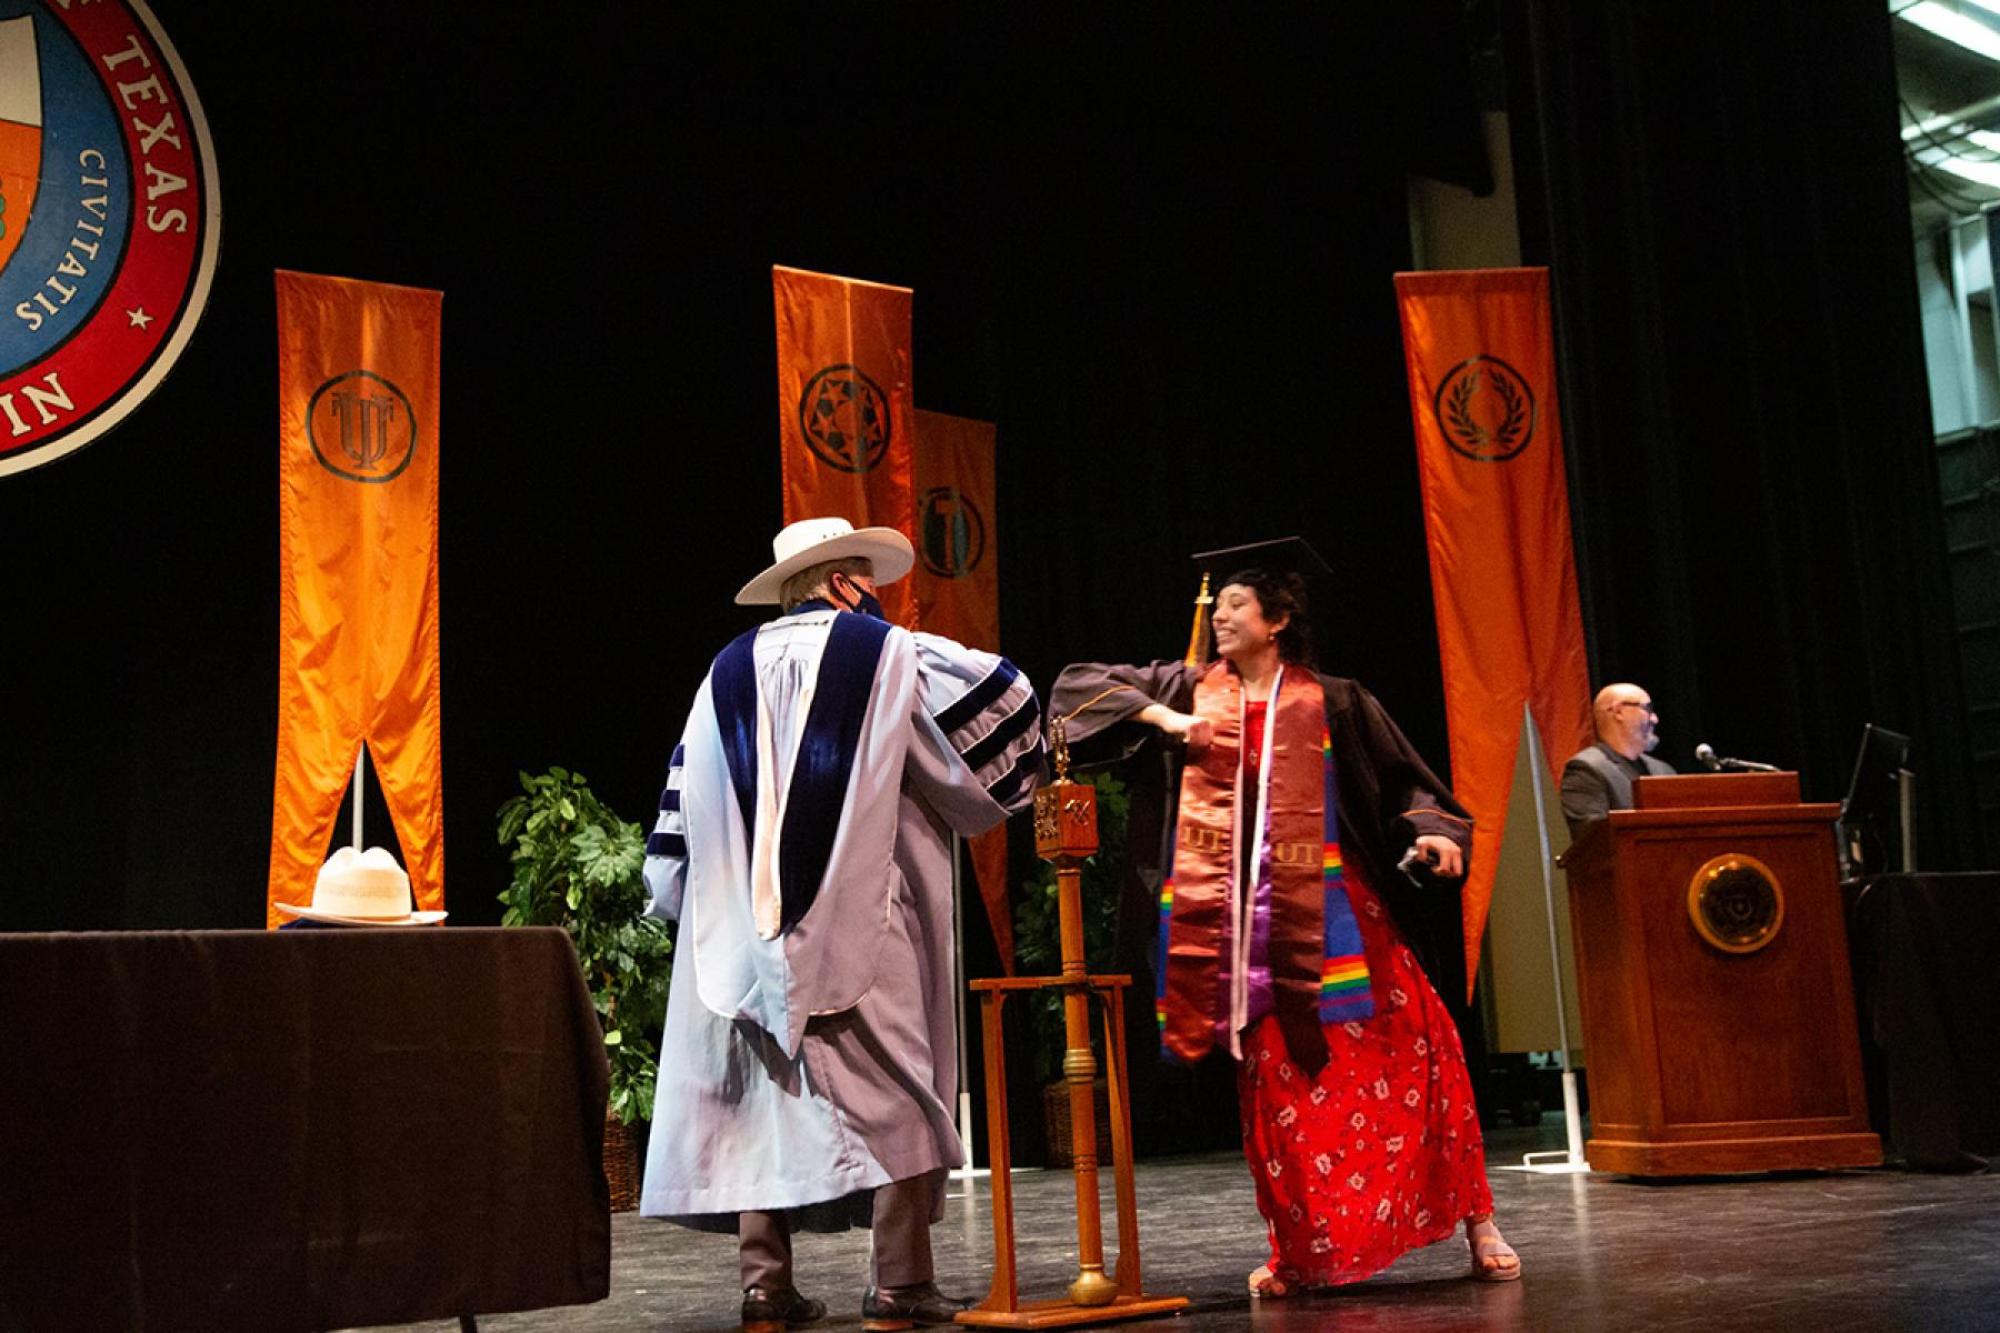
[1560, 741, 1676, 837]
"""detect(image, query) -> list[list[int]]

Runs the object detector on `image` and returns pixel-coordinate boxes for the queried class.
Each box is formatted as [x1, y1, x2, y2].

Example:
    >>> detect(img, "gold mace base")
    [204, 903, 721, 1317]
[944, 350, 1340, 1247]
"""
[956, 1293, 1192, 1329]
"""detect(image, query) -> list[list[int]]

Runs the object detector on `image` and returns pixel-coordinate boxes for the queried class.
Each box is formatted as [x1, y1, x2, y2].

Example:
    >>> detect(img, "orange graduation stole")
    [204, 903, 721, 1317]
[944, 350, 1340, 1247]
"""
[1157, 664, 1372, 1063]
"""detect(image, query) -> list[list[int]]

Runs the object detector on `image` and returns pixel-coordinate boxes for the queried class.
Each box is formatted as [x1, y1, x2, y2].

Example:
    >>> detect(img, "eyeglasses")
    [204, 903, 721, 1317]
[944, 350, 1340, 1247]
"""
[1613, 701, 1657, 717]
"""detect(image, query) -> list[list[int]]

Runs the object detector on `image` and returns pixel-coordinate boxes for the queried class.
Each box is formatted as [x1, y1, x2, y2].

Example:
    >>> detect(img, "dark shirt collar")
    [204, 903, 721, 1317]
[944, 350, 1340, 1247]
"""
[1596, 740, 1645, 776]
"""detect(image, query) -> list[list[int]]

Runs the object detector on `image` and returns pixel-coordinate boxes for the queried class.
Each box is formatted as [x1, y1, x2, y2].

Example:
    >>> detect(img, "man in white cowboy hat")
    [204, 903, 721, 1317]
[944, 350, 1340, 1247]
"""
[639, 516, 1042, 1331]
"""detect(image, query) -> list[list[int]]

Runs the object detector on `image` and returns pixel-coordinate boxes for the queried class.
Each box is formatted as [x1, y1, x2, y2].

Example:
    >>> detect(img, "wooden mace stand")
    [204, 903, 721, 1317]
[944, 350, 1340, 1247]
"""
[958, 722, 1188, 1328]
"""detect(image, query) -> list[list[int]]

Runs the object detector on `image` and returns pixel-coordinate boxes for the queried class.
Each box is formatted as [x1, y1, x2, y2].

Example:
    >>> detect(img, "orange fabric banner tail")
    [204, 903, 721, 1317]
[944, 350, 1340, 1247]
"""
[268, 271, 444, 927]
[911, 409, 1012, 970]
[1395, 267, 1592, 1000]
[773, 265, 917, 627]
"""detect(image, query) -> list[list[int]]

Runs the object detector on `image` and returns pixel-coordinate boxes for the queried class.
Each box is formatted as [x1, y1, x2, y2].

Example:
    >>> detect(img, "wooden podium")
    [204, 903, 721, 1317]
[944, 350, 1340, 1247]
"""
[1562, 772, 1881, 1175]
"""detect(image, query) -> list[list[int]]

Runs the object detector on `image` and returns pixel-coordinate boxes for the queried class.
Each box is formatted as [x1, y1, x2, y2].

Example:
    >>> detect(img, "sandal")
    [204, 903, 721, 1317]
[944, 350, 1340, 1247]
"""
[1465, 1217, 1521, 1283]
[1248, 1265, 1292, 1299]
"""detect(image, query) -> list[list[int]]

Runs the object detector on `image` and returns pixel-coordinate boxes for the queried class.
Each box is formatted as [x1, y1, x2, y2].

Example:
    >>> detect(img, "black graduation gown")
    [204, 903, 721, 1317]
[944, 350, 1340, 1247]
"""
[1050, 660, 1475, 1074]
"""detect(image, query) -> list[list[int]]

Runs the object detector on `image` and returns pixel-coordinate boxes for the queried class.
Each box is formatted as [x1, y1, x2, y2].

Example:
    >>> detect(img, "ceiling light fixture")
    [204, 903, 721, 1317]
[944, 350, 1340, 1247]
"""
[1898, 0, 2000, 62]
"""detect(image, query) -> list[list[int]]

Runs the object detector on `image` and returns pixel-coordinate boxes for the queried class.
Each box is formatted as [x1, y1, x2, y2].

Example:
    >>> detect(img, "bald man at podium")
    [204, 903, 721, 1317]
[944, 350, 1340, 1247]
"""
[1561, 683, 1676, 838]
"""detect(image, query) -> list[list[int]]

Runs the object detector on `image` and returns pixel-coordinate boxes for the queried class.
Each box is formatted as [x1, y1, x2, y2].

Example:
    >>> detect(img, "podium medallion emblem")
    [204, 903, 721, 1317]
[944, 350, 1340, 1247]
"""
[1686, 853, 1785, 954]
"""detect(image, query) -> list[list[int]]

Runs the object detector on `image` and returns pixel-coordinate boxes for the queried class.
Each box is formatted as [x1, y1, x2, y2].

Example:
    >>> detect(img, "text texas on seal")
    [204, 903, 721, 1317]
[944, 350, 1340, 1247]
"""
[0, 1, 220, 478]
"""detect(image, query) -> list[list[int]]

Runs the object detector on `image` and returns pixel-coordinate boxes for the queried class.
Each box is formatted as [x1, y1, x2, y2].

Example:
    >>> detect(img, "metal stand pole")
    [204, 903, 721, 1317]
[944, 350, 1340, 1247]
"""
[1518, 704, 1590, 1174]
[351, 743, 366, 850]
[1896, 768, 1916, 873]
[951, 831, 988, 1183]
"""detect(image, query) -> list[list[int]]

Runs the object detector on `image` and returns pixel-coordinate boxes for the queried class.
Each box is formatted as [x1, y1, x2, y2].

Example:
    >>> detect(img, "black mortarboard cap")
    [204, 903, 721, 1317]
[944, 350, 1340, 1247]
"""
[1179, 537, 1330, 665]
[1189, 536, 1332, 583]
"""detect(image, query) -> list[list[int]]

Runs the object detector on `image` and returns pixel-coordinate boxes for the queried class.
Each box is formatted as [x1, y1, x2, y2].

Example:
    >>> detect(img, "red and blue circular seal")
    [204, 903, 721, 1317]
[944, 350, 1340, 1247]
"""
[0, 0, 219, 478]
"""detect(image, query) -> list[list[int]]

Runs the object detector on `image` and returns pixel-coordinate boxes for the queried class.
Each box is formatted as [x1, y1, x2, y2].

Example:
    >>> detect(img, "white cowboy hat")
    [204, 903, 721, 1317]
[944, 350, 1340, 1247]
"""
[273, 845, 446, 926]
[734, 516, 914, 606]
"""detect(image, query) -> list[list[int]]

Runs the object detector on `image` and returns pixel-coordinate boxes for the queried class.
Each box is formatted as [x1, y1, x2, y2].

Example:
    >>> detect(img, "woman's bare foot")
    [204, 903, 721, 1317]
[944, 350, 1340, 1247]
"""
[1248, 1264, 1292, 1299]
[1465, 1214, 1521, 1282]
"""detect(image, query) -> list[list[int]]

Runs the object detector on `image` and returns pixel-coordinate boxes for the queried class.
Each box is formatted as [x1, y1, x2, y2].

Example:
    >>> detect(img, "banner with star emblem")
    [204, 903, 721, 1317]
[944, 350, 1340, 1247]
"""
[1394, 266, 1591, 999]
[772, 264, 917, 625]
[268, 271, 444, 926]
[911, 408, 1013, 968]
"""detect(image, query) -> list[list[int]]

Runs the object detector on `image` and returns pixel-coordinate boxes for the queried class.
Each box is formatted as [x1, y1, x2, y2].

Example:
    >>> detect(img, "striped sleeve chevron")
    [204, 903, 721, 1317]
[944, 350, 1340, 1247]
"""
[647, 743, 688, 860]
[914, 633, 1043, 814]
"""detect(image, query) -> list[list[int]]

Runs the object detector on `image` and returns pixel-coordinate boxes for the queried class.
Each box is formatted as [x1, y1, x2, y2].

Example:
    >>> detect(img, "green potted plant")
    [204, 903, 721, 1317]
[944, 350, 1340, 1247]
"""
[497, 767, 672, 1208]
[1012, 769, 1127, 1166]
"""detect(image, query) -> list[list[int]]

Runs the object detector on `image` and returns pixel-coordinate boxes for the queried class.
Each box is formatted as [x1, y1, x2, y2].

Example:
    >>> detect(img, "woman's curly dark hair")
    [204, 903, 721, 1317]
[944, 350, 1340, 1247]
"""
[1219, 567, 1317, 668]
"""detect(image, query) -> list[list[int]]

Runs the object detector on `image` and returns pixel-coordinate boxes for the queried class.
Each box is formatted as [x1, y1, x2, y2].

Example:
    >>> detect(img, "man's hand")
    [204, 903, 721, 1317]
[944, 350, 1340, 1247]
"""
[1404, 834, 1464, 880]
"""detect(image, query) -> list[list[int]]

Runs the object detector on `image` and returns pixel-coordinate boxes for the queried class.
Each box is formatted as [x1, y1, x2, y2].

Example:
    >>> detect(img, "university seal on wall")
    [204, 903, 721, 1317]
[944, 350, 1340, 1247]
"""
[0, 1, 219, 478]
[1433, 354, 1535, 462]
[798, 362, 890, 473]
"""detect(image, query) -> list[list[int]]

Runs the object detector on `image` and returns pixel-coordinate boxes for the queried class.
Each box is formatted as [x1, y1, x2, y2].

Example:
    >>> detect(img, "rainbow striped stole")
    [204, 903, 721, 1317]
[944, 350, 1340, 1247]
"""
[1318, 729, 1373, 1023]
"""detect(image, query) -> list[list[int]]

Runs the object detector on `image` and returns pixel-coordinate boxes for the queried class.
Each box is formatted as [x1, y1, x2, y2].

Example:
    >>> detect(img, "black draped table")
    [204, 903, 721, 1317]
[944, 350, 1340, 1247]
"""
[0, 927, 612, 1331]
[1846, 873, 2000, 1171]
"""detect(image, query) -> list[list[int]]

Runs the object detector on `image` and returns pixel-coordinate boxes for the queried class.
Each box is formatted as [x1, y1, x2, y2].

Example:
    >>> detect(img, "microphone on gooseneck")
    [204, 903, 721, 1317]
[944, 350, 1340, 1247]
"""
[1695, 742, 1779, 773]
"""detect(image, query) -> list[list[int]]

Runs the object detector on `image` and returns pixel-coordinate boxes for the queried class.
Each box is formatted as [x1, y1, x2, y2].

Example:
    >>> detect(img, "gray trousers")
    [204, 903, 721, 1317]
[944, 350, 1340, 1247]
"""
[740, 1169, 942, 1292]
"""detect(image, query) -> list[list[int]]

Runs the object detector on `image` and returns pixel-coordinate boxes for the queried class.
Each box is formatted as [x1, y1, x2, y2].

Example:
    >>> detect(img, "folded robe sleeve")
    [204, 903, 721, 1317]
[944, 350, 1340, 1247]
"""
[643, 678, 707, 925]
[1049, 659, 1198, 766]
[1346, 680, 1472, 864]
[906, 631, 1043, 832]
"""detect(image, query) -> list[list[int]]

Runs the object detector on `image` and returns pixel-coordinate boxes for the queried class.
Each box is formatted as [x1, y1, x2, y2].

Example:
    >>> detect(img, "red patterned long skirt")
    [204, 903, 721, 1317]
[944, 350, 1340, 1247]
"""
[1236, 873, 1493, 1288]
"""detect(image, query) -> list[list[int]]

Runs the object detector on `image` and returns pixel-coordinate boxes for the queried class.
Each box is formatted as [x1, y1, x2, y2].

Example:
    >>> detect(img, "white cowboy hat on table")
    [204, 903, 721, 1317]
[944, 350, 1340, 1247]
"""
[273, 845, 446, 926]
[734, 516, 914, 606]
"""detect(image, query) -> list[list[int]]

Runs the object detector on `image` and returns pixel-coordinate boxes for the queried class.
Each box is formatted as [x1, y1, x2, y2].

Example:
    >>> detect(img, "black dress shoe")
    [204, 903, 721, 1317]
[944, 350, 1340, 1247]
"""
[861, 1281, 975, 1330]
[741, 1283, 825, 1332]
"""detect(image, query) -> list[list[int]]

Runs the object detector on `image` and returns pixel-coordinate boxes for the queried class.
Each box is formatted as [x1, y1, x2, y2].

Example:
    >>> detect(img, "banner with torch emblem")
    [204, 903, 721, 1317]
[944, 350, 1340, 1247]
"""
[911, 408, 1013, 969]
[268, 270, 443, 926]
[1394, 267, 1591, 998]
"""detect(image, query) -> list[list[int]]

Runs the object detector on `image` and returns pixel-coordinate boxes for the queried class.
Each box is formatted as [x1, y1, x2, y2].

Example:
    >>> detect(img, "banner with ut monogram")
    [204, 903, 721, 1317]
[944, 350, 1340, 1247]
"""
[1394, 267, 1591, 1000]
[268, 270, 443, 926]
[772, 264, 917, 626]
[911, 408, 1012, 969]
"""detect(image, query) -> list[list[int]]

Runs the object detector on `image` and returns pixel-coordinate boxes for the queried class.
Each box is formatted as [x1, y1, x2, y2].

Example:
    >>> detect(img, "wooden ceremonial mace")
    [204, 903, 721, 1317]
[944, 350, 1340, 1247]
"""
[959, 717, 1188, 1328]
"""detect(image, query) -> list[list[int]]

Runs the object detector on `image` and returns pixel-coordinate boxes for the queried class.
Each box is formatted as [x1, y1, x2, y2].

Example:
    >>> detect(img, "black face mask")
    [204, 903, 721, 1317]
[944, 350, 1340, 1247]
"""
[833, 575, 886, 621]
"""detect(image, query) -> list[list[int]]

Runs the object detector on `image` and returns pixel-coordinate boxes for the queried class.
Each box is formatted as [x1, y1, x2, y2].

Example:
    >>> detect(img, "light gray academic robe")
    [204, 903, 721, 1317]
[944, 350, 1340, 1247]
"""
[640, 608, 1039, 1227]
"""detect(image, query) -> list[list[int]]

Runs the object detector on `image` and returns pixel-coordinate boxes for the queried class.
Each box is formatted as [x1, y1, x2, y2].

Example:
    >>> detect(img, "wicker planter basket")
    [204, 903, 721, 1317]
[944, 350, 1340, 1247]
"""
[1040, 1079, 1114, 1168]
[603, 1110, 641, 1212]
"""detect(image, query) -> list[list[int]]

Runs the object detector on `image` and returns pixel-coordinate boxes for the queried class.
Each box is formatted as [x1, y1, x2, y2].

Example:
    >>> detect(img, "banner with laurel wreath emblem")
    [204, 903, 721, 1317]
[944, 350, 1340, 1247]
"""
[1394, 266, 1591, 1000]
[268, 271, 444, 927]
[772, 264, 917, 626]
[911, 408, 1013, 968]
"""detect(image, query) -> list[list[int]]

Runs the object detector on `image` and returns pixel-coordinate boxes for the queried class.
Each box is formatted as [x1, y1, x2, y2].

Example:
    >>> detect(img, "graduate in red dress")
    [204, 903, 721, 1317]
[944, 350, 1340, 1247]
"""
[1052, 543, 1519, 1293]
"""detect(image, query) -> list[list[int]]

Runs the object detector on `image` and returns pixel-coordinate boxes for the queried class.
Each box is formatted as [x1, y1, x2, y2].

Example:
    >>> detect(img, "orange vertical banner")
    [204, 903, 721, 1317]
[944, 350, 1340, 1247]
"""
[773, 265, 917, 626]
[268, 271, 444, 927]
[1394, 267, 1591, 999]
[911, 409, 1012, 970]
[910, 409, 998, 650]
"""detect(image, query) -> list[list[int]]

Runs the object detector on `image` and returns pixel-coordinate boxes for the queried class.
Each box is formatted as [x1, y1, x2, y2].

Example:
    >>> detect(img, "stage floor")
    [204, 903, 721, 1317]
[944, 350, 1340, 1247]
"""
[364, 1127, 1998, 1332]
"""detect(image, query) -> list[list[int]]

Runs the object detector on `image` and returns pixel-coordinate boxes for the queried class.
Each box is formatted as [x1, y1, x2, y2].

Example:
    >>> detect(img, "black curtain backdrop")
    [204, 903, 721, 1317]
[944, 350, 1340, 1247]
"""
[0, 2, 1484, 951]
[1506, 0, 1985, 870]
[2, 0, 1967, 1160]
[0, 2, 1496, 1164]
